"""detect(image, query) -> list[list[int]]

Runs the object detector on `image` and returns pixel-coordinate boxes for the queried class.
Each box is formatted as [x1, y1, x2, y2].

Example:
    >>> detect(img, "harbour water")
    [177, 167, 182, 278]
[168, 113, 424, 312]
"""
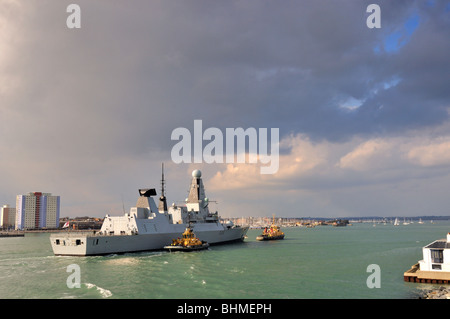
[0, 221, 449, 299]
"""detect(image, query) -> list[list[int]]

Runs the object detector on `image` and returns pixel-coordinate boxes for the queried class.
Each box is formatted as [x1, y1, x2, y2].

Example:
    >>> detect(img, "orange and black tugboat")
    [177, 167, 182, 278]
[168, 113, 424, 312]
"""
[256, 216, 285, 241]
[164, 226, 209, 252]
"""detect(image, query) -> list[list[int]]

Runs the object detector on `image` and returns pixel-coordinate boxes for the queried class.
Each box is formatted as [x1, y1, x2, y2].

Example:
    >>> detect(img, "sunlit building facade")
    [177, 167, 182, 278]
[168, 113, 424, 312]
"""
[16, 192, 60, 230]
[0, 205, 16, 228]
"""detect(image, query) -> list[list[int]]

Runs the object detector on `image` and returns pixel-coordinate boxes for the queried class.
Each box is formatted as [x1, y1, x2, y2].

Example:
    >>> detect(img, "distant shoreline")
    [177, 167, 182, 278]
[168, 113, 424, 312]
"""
[0, 232, 25, 237]
[2, 215, 449, 235]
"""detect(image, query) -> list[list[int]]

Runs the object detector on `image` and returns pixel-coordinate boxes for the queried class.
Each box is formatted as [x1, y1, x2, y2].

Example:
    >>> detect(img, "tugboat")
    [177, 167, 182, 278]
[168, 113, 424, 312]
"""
[164, 226, 209, 252]
[256, 216, 285, 241]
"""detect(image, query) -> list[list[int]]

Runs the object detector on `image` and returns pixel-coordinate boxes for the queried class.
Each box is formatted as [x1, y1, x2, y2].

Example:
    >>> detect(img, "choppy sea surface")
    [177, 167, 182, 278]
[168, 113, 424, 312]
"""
[1, 221, 449, 299]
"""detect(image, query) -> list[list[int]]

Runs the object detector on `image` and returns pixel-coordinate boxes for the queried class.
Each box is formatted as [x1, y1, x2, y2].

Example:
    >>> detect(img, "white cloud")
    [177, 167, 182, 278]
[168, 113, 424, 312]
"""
[201, 126, 450, 217]
[408, 139, 450, 167]
[207, 121, 450, 196]
[207, 134, 331, 191]
[339, 96, 365, 111]
[337, 138, 397, 171]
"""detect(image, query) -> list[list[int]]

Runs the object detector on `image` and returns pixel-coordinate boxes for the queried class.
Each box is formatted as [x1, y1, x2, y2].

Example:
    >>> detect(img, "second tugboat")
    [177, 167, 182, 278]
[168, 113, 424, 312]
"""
[256, 216, 285, 241]
[164, 225, 209, 252]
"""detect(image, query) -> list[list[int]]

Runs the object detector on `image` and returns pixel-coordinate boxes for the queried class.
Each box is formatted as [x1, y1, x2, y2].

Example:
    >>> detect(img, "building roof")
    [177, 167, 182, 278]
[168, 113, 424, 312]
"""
[426, 240, 450, 249]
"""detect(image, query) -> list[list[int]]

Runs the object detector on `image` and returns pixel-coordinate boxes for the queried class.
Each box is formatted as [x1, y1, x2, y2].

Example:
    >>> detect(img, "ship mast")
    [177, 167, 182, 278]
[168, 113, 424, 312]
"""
[158, 163, 168, 213]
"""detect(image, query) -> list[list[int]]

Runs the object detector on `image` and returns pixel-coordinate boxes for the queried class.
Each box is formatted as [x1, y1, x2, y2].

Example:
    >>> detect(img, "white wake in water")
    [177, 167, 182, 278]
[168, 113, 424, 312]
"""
[84, 283, 113, 298]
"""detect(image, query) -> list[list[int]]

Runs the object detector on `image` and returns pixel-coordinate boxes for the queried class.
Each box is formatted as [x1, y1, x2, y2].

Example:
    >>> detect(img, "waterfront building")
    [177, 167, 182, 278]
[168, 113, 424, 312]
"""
[0, 205, 16, 228]
[15, 192, 60, 230]
[420, 233, 450, 273]
[404, 232, 450, 284]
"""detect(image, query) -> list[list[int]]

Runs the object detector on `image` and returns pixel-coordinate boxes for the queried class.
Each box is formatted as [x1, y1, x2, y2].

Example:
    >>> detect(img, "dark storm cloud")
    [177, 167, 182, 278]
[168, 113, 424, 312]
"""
[115, 0, 448, 143]
[6, 0, 448, 150]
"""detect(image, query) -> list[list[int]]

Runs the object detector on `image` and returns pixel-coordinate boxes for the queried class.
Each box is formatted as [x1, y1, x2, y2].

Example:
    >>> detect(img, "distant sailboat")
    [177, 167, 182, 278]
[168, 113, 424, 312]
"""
[394, 218, 399, 226]
[418, 218, 424, 224]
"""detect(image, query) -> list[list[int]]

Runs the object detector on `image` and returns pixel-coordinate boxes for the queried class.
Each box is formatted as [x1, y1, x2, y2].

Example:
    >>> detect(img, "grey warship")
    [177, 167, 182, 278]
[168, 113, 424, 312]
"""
[50, 169, 248, 256]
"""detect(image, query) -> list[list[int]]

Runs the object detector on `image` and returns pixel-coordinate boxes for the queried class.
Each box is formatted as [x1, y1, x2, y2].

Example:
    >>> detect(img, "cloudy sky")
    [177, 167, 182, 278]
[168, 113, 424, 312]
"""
[1, 0, 449, 218]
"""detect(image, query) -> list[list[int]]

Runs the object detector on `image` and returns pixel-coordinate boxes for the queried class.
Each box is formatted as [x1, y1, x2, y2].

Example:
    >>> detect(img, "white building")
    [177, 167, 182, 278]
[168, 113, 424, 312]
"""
[405, 233, 450, 284]
[419, 233, 450, 272]
[0, 205, 16, 228]
[16, 192, 60, 230]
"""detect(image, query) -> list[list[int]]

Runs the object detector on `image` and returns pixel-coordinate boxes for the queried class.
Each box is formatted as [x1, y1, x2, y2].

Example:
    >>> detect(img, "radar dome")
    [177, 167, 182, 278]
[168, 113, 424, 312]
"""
[192, 169, 202, 178]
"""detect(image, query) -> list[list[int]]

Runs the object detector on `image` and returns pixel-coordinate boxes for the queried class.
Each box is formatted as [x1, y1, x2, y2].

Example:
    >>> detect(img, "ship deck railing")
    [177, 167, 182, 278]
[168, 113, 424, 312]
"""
[50, 231, 96, 237]
[50, 230, 142, 237]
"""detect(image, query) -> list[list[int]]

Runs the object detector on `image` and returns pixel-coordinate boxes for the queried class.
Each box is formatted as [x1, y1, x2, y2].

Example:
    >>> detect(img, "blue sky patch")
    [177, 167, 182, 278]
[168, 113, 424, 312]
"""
[381, 14, 420, 53]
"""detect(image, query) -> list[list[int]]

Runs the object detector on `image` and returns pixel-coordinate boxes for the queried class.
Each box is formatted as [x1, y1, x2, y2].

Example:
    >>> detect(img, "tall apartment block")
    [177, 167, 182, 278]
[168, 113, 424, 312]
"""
[16, 192, 60, 230]
[0, 205, 16, 228]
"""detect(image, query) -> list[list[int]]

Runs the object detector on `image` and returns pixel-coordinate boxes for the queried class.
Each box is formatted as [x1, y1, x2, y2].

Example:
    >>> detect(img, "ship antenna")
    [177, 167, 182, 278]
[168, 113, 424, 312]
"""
[121, 194, 126, 214]
[161, 163, 165, 197]
[158, 163, 168, 212]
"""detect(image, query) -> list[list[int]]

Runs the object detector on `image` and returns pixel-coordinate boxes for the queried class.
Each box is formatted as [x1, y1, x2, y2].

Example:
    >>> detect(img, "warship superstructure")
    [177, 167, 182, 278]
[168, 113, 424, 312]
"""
[50, 168, 248, 256]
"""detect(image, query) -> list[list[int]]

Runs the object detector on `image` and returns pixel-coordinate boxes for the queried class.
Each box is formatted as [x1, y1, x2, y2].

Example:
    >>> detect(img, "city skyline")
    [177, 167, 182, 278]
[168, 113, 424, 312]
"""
[1, 1, 449, 218]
